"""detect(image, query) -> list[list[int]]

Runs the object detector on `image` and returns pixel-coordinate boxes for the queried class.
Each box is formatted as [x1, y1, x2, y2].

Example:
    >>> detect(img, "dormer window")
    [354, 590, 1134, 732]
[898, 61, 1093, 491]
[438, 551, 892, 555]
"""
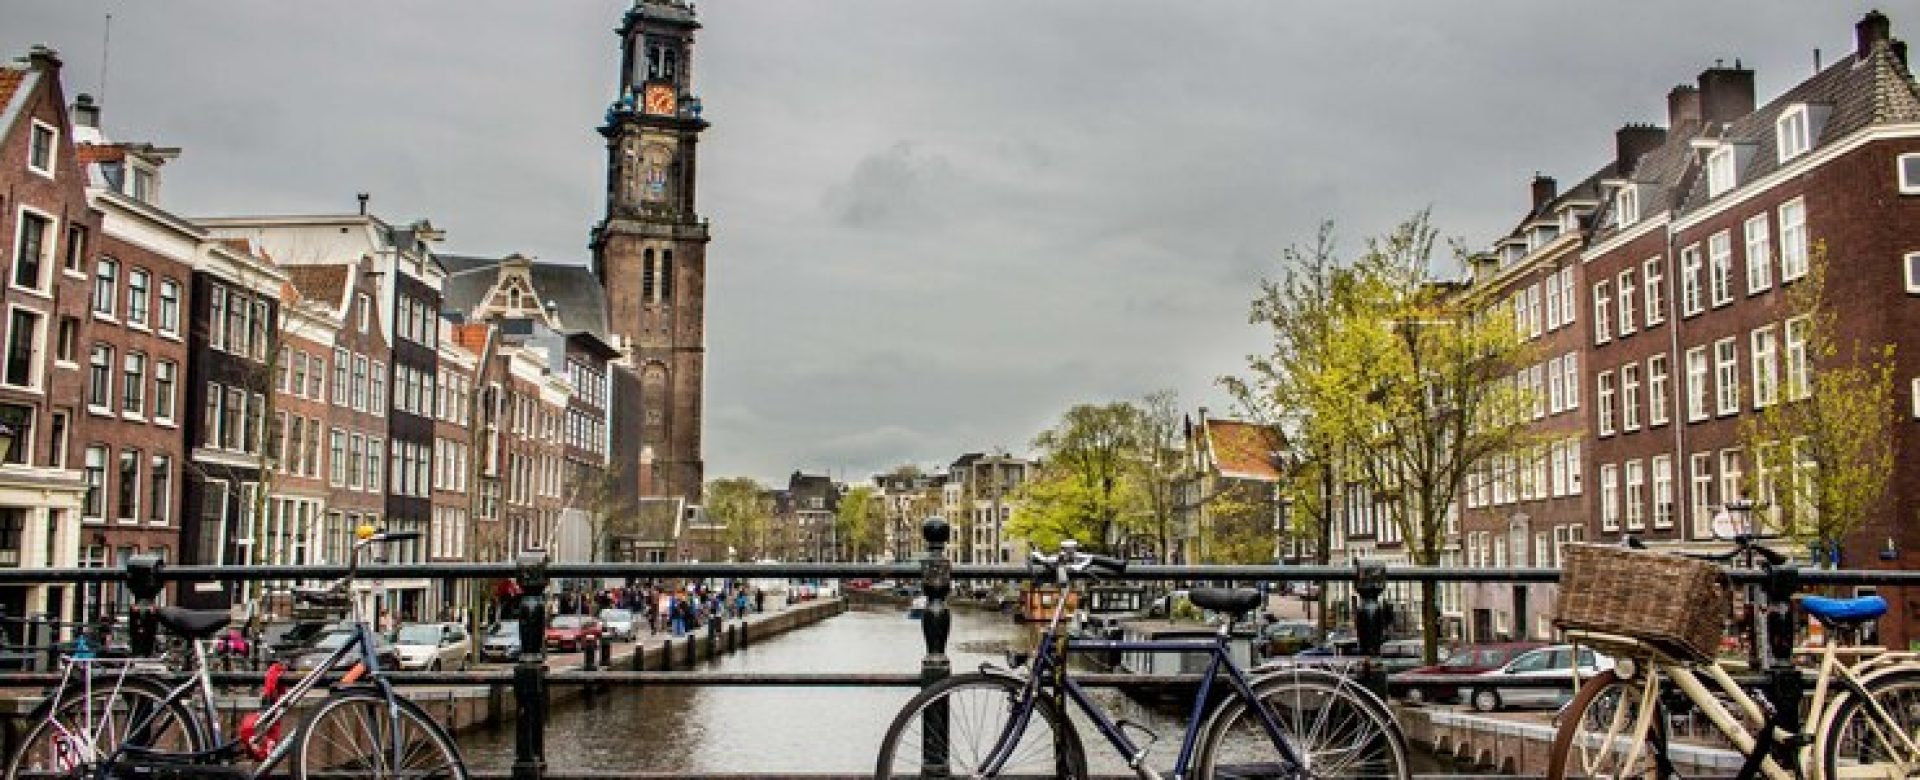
[28, 121, 56, 178]
[1614, 186, 1640, 229]
[128, 163, 156, 204]
[1706, 146, 1737, 197]
[1776, 105, 1811, 163]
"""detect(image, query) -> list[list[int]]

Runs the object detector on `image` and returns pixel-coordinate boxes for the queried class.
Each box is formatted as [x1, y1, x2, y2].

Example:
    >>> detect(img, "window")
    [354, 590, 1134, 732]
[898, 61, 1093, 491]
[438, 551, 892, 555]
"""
[1680, 244, 1704, 316]
[1776, 105, 1810, 163]
[1547, 355, 1565, 413]
[153, 361, 176, 423]
[1614, 186, 1638, 228]
[367, 437, 383, 492]
[1902, 154, 1920, 194]
[333, 348, 350, 404]
[250, 299, 268, 362]
[208, 287, 227, 350]
[45, 410, 65, 468]
[1785, 316, 1811, 400]
[1528, 284, 1542, 338]
[1720, 449, 1745, 509]
[149, 455, 170, 525]
[225, 291, 247, 355]
[117, 449, 139, 523]
[1592, 281, 1612, 344]
[310, 354, 325, 400]
[63, 224, 87, 273]
[28, 121, 56, 176]
[1745, 215, 1773, 294]
[347, 434, 363, 490]
[87, 345, 112, 409]
[1707, 231, 1734, 307]
[1715, 338, 1739, 416]
[1621, 363, 1641, 432]
[358, 294, 371, 333]
[1779, 199, 1808, 281]
[1648, 354, 1670, 426]
[3, 309, 41, 389]
[1563, 353, 1580, 409]
[54, 316, 75, 364]
[352, 356, 368, 411]
[13, 211, 51, 291]
[1706, 146, 1737, 197]
[1597, 370, 1616, 437]
[329, 429, 346, 487]
[1641, 256, 1665, 326]
[198, 481, 227, 566]
[276, 348, 291, 393]
[121, 352, 145, 415]
[126, 269, 149, 327]
[157, 280, 180, 335]
[1624, 460, 1645, 531]
[1690, 454, 1714, 538]
[1530, 364, 1545, 419]
[1617, 268, 1637, 335]
[1751, 326, 1778, 408]
[1652, 455, 1673, 529]
[92, 258, 118, 317]
[1908, 253, 1920, 294]
[222, 387, 243, 450]
[370, 362, 385, 417]
[1686, 347, 1710, 422]
[1512, 292, 1528, 338]
[1559, 268, 1576, 325]
[83, 446, 106, 520]
[1544, 273, 1561, 329]
[1600, 464, 1619, 532]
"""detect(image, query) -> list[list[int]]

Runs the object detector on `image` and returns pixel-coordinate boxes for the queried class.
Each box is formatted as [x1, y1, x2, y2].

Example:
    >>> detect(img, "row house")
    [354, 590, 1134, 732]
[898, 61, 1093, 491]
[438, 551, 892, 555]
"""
[943, 453, 1032, 565]
[1177, 412, 1287, 566]
[431, 321, 479, 610]
[873, 467, 943, 562]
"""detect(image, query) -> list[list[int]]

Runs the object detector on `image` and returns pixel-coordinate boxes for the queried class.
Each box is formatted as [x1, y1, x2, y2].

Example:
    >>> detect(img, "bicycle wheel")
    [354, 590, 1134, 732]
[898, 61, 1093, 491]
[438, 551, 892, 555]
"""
[1546, 669, 1670, 780]
[294, 689, 468, 780]
[4, 673, 207, 780]
[874, 672, 1086, 779]
[1193, 666, 1411, 779]
[1820, 668, 1920, 779]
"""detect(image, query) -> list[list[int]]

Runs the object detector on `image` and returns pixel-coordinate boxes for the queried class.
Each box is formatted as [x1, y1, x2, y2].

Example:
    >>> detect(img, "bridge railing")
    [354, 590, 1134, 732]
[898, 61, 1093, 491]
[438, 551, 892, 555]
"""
[0, 517, 1915, 779]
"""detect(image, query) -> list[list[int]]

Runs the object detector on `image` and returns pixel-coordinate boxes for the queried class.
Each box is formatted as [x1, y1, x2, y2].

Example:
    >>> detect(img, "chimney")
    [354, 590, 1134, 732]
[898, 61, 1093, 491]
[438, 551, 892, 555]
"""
[1895, 39, 1911, 69]
[1530, 173, 1558, 212]
[1857, 10, 1892, 59]
[24, 44, 60, 71]
[1666, 85, 1701, 131]
[70, 93, 100, 129]
[1615, 124, 1668, 177]
[356, 192, 370, 215]
[1697, 61, 1756, 126]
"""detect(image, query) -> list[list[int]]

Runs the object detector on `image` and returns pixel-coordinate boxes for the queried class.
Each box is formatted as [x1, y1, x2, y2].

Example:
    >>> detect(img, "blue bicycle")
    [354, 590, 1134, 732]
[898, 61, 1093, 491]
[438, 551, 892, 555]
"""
[874, 540, 1410, 779]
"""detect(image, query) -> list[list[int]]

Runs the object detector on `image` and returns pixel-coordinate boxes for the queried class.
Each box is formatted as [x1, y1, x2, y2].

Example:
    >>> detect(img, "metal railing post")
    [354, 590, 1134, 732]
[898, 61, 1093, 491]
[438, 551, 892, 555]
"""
[112, 554, 176, 649]
[919, 516, 952, 779]
[1353, 559, 1389, 697]
[512, 553, 550, 780]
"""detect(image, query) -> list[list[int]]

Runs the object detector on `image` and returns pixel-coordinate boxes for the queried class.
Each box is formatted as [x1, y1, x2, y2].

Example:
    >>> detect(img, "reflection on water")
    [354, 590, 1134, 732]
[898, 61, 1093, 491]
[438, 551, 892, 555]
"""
[459, 606, 1447, 775]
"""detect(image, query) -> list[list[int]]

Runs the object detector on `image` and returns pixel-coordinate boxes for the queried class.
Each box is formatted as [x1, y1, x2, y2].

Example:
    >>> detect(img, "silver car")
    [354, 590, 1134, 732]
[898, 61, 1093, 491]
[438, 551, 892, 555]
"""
[598, 608, 637, 641]
[1463, 645, 1613, 712]
[392, 622, 471, 671]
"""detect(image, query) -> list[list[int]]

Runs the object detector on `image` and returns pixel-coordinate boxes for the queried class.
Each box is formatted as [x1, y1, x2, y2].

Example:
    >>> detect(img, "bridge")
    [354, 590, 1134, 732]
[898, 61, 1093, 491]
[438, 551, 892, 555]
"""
[1, 518, 1916, 779]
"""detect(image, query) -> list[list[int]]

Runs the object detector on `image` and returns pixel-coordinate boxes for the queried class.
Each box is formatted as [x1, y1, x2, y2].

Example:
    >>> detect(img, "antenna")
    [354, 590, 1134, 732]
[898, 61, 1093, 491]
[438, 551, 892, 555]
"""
[1814, 48, 1823, 73]
[98, 14, 112, 104]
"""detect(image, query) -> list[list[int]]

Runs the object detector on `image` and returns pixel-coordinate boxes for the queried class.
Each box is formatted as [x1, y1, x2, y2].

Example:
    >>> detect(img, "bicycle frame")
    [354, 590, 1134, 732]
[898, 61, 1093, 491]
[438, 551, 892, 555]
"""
[980, 582, 1301, 780]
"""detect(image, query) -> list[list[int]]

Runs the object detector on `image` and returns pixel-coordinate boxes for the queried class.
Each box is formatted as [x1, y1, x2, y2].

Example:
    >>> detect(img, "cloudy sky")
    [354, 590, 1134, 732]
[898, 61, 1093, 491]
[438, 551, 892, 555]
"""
[2, 1, 1897, 484]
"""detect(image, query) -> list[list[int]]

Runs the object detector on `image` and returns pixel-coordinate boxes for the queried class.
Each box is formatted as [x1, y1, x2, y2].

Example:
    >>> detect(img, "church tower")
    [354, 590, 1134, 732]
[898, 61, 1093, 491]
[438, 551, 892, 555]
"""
[594, 0, 707, 501]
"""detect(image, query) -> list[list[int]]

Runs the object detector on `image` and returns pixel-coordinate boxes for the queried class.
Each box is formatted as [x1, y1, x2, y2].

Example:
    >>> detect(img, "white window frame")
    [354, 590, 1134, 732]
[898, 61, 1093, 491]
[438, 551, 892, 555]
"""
[1745, 215, 1773, 294]
[11, 206, 57, 296]
[1900, 153, 1920, 195]
[1567, 439, 1583, 495]
[1559, 268, 1576, 326]
[1600, 464, 1620, 532]
[1690, 454, 1714, 539]
[1680, 244, 1704, 316]
[1905, 252, 1920, 294]
[1592, 280, 1612, 345]
[1648, 353, 1670, 427]
[1625, 460, 1645, 531]
[1545, 273, 1561, 329]
[1652, 455, 1674, 530]
[1776, 105, 1810, 163]
[1708, 230, 1734, 308]
[2, 304, 46, 392]
[1621, 362, 1641, 432]
[1547, 355, 1565, 413]
[1720, 449, 1744, 510]
[1597, 370, 1616, 437]
[1779, 199, 1808, 281]
[1614, 186, 1639, 229]
[1706, 145, 1736, 197]
[1686, 346, 1710, 422]
[27, 120, 57, 179]
[1563, 352, 1580, 409]
[1715, 337, 1740, 417]
[1785, 315, 1811, 400]
[1643, 256, 1665, 326]
[1752, 325, 1778, 409]
[1913, 378, 1920, 419]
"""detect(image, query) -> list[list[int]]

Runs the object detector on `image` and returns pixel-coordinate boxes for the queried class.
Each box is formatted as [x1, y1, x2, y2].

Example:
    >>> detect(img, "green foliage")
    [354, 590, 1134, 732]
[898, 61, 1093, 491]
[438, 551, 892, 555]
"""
[706, 477, 772, 560]
[836, 485, 882, 561]
[1021, 402, 1153, 553]
[1738, 247, 1896, 554]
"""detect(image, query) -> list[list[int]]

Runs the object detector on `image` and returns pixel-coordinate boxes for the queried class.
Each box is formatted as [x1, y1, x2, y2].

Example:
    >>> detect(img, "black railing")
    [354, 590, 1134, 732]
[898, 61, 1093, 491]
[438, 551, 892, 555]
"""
[0, 518, 1912, 779]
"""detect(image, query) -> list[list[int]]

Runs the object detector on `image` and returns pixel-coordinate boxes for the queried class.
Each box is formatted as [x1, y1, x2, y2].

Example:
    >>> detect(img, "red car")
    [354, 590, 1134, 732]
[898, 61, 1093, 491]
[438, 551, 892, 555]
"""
[1390, 641, 1546, 704]
[544, 615, 603, 652]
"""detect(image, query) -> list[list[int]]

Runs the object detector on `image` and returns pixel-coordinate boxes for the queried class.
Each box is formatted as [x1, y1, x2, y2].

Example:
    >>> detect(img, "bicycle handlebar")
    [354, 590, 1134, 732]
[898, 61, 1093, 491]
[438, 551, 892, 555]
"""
[1618, 533, 1788, 568]
[1028, 544, 1128, 583]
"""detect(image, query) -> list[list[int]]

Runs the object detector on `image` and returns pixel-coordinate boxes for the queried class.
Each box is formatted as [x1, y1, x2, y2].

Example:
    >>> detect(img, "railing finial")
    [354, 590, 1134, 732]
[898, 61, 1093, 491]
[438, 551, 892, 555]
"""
[513, 551, 550, 780]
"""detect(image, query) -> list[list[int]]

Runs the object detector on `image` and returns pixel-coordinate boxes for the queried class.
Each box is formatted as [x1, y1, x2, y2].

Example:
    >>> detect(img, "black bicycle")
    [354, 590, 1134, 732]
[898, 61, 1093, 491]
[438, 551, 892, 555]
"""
[874, 539, 1410, 779]
[5, 527, 467, 780]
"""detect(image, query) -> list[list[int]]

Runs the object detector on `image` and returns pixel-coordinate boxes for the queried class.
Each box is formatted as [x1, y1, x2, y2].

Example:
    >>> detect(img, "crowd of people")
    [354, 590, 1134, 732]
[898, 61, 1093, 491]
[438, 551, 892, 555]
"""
[542, 582, 769, 637]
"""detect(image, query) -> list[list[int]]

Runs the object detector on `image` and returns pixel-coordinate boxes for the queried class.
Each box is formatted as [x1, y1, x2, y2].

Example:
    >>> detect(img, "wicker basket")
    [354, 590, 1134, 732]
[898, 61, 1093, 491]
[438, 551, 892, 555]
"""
[1553, 543, 1730, 663]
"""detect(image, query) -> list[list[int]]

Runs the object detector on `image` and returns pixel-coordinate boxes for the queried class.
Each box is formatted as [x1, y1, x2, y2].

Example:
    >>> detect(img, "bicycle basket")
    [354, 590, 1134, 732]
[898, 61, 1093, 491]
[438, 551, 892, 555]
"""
[1552, 543, 1729, 663]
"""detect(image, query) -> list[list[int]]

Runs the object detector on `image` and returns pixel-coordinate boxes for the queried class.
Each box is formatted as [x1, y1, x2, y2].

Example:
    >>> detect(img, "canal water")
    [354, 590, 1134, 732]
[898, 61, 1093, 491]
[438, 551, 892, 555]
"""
[461, 604, 1450, 775]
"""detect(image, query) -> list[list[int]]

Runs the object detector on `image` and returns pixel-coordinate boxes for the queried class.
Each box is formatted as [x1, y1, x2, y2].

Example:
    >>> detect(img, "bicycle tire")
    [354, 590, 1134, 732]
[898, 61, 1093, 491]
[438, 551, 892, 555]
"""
[1193, 666, 1412, 779]
[293, 688, 469, 780]
[1546, 669, 1671, 780]
[4, 672, 208, 780]
[1818, 667, 1920, 779]
[874, 672, 1086, 779]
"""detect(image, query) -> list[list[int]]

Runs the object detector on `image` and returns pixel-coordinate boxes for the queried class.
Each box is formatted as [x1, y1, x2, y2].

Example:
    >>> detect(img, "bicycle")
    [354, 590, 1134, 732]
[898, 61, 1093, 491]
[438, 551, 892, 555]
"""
[873, 539, 1410, 779]
[1546, 530, 1920, 780]
[4, 526, 469, 780]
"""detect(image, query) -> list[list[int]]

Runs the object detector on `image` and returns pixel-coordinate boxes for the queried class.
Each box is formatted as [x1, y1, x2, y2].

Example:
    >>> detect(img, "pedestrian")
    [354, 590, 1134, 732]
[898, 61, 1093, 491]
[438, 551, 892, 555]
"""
[734, 589, 749, 618]
[754, 587, 765, 613]
[670, 594, 687, 636]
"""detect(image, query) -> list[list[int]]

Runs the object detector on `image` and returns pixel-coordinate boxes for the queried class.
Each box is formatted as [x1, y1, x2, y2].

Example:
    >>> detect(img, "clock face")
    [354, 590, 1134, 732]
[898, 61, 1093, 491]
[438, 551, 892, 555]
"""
[643, 84, 677, 116]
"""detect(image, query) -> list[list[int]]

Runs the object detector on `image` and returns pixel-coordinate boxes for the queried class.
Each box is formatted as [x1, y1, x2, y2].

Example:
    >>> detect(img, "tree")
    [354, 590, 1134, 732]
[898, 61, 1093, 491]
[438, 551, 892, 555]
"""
[1234, 211, 1534, 661]
[835, 486, 882, 562]
[1131, 389, 1186, 563]
[706, 477, 772, 560]
[575, 468, 640, 563]
[1738, 247, 1897, 560]
[1008, 465, 1147, 552]
[1024, 403, 1149, 553]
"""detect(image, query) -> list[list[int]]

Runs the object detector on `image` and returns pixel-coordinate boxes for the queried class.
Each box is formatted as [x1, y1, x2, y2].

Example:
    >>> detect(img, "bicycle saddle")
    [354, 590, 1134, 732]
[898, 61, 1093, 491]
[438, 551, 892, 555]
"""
[1801, 595, 1886, 625]
[157, 607, 233, 639]
[1189, 588, 1262, 618]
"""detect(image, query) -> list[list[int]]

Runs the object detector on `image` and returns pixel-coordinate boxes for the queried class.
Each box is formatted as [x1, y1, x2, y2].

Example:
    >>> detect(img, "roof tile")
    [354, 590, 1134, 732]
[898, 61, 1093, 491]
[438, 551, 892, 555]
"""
[1205, 419, 1285, 482]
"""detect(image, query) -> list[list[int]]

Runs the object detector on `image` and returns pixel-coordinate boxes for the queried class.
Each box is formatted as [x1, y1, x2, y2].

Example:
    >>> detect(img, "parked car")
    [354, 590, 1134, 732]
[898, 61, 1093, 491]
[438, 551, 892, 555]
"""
[598, 608, 637, 641]
[1390, 641, 1546, 704]
[846, 579, 874, 591]
[544, 615, 602, 652]
[1377, 639, 1431, 675]
[1463, 645, 1614, 712]
[263, 620, 332, 663]
[480, 620, 521, 663]
[291, 627, 400, 671]
[1257, 621, 1318, 658]
[391, 622, 471, 671]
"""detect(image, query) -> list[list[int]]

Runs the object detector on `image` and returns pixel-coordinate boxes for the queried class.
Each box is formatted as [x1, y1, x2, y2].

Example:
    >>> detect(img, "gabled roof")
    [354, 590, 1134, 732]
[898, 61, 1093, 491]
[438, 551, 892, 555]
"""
[1203, 419, 1285, 482]
[439, 254, 611, 340]
[283, 264, 353, 313]
[0, 65, 35, 140]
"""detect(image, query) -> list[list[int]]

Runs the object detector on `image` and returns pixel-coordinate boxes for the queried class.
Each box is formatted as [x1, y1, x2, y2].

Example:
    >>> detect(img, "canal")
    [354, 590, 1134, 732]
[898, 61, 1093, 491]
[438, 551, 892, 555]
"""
[461, 604, 1453, 775]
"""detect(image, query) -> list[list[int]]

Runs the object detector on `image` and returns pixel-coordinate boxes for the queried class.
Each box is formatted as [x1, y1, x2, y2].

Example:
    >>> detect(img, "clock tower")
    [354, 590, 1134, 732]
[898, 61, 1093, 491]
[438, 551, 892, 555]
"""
[594, 0, 708, 502]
